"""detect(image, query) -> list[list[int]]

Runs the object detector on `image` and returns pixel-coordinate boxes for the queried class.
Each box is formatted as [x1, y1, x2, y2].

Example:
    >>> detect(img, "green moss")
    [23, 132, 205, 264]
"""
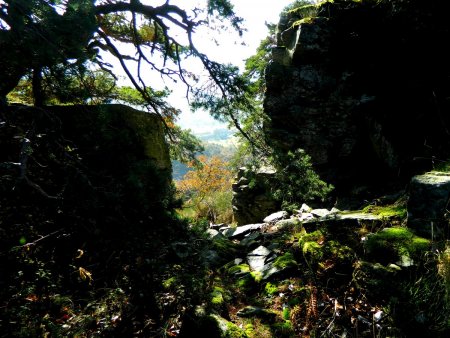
[264, 282, 279, 296]
[225, 321, 248, 338]
[288, 4, 318, 17]
[365, 227, 431, 262]
[273, 252, 298, 269]
[298, 229, 324, 246]
[250, 271, 262, 283]
[228, 264, 251, 275]
[301, 241, 323, 262]
[299, 230, 324, 260]
[409, 237, 431, 256]
[292, 17, 316, 28]
[236, 274, 257, 291]
[241, 319, 273, 338]
[270, 321, 295, 337]
[210, 286, 225, 305]
[282, 307, 290, 320]
[325, 240, 354, 262]
[162, 276, 177, 289]
[244, 323, 254, 336]
[214, 238, 240, 258]
[362, 205, 407, 219]
[433, 160, 450, 172]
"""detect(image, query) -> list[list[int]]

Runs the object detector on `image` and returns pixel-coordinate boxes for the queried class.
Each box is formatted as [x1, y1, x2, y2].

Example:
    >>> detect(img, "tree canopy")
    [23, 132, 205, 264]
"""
[0, 0, 248, 124]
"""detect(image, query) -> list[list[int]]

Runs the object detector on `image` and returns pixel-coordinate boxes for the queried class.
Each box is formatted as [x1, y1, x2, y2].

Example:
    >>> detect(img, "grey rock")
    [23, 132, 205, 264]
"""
[273, 218, 301, 232]
[407, 172, 450, 238]
[236, 306, 277, 321]
[264, 1, 450, 189]
[210, 223, 226, 230]
[206, 229, 225, 239]
[245, 246, 289, 281]
[234, 258, 244, 265]
[202, 250, 220, 267]
[264, 211, 289, 223]
[311, 208, 331, 218]
[232, 167, 280, 225]
[171, 242, 190, 259]
[247, 246, 274, 273]
[299, 203, 312, 213]
[299, 213, 314, 222]
[240, 232, 262, 247]
[222, 223, 265, 239]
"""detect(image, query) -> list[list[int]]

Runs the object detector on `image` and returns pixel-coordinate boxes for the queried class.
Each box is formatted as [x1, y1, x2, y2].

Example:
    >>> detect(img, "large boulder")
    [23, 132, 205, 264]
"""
[232, 167, 280, 225]
[264, 0, 450, 190]
[407, 172, 450, 238]
[0, 104, 172, 238]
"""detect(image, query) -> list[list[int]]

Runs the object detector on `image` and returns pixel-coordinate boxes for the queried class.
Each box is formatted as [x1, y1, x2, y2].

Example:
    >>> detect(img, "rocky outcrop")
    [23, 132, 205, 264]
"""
[407, 171, 450, 238]
[232, 167, 280, 225]
[0, 104, 172, 230]
[47, 104, 171, 173]
[264, 0, 450, 189]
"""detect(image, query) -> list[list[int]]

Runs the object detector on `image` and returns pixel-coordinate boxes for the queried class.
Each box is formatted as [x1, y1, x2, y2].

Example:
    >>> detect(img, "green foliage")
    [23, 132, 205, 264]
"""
[284, 0, 317, 12]
[169, 126, 205, 165]
[272, 149, 333, 211]
[264, 282, 279, 296]
[438, 244, 450, 301]
[1, 0, 247, 125]
[176, 155, 234, 223]
[282, 307, 291, 320]
[270, 321, 295, 337]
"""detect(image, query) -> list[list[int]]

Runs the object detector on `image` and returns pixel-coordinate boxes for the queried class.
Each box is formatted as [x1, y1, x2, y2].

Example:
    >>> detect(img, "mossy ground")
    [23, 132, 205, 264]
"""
[199, 207, 450, 337]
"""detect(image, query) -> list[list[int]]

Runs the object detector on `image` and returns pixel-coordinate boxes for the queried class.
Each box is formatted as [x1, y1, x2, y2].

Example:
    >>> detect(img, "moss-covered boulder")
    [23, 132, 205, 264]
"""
[179, 308, 248, 338]
[364, 227, 430, 265]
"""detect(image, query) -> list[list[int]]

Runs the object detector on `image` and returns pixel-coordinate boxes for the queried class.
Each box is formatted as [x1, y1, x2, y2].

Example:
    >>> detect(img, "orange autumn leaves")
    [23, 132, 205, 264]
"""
[176, 155, 234, 222]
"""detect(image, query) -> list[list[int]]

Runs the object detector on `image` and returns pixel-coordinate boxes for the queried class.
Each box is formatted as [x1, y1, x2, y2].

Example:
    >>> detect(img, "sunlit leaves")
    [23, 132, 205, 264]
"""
[79, 267, 93, 284]
[176, 155, 233, 221]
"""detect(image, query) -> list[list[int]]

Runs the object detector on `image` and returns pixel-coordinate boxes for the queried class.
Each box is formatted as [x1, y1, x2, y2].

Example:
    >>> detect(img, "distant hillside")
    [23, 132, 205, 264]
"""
[172, 128, 238, 180]
[195, 127, 235, 142]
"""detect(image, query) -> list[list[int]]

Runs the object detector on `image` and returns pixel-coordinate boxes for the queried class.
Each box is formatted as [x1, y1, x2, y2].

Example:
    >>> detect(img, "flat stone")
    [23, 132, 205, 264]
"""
[247, 246, 274, 272]
[222, 223, 265, 239]
[264, 211, 289, 223]
[236, 306, 277, 321]
[210, 223, 227, 230]
[206, 229, 225, 239]
[311, 208, 331, 217]
[299, 212, 314, 222]
[272, 218, 301, 232]
[299, 203, 312, 213]
[240, 232, 262, 247]
[303, 212, 381, 224]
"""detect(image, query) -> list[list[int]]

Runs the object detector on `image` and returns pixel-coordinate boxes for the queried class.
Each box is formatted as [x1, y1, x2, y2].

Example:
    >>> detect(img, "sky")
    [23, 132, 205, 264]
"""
[108, 0, 298, 134]
[171, 0, 297, 133]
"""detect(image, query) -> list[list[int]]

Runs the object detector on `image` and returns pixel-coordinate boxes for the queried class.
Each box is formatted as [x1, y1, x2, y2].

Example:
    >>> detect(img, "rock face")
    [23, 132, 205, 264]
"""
[232, 167, 280, 225]
[48, 104, 171, 173]
[0, 104, 172, 220]
[407, 172, 450, 238]
[264, 0, 450, 189]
